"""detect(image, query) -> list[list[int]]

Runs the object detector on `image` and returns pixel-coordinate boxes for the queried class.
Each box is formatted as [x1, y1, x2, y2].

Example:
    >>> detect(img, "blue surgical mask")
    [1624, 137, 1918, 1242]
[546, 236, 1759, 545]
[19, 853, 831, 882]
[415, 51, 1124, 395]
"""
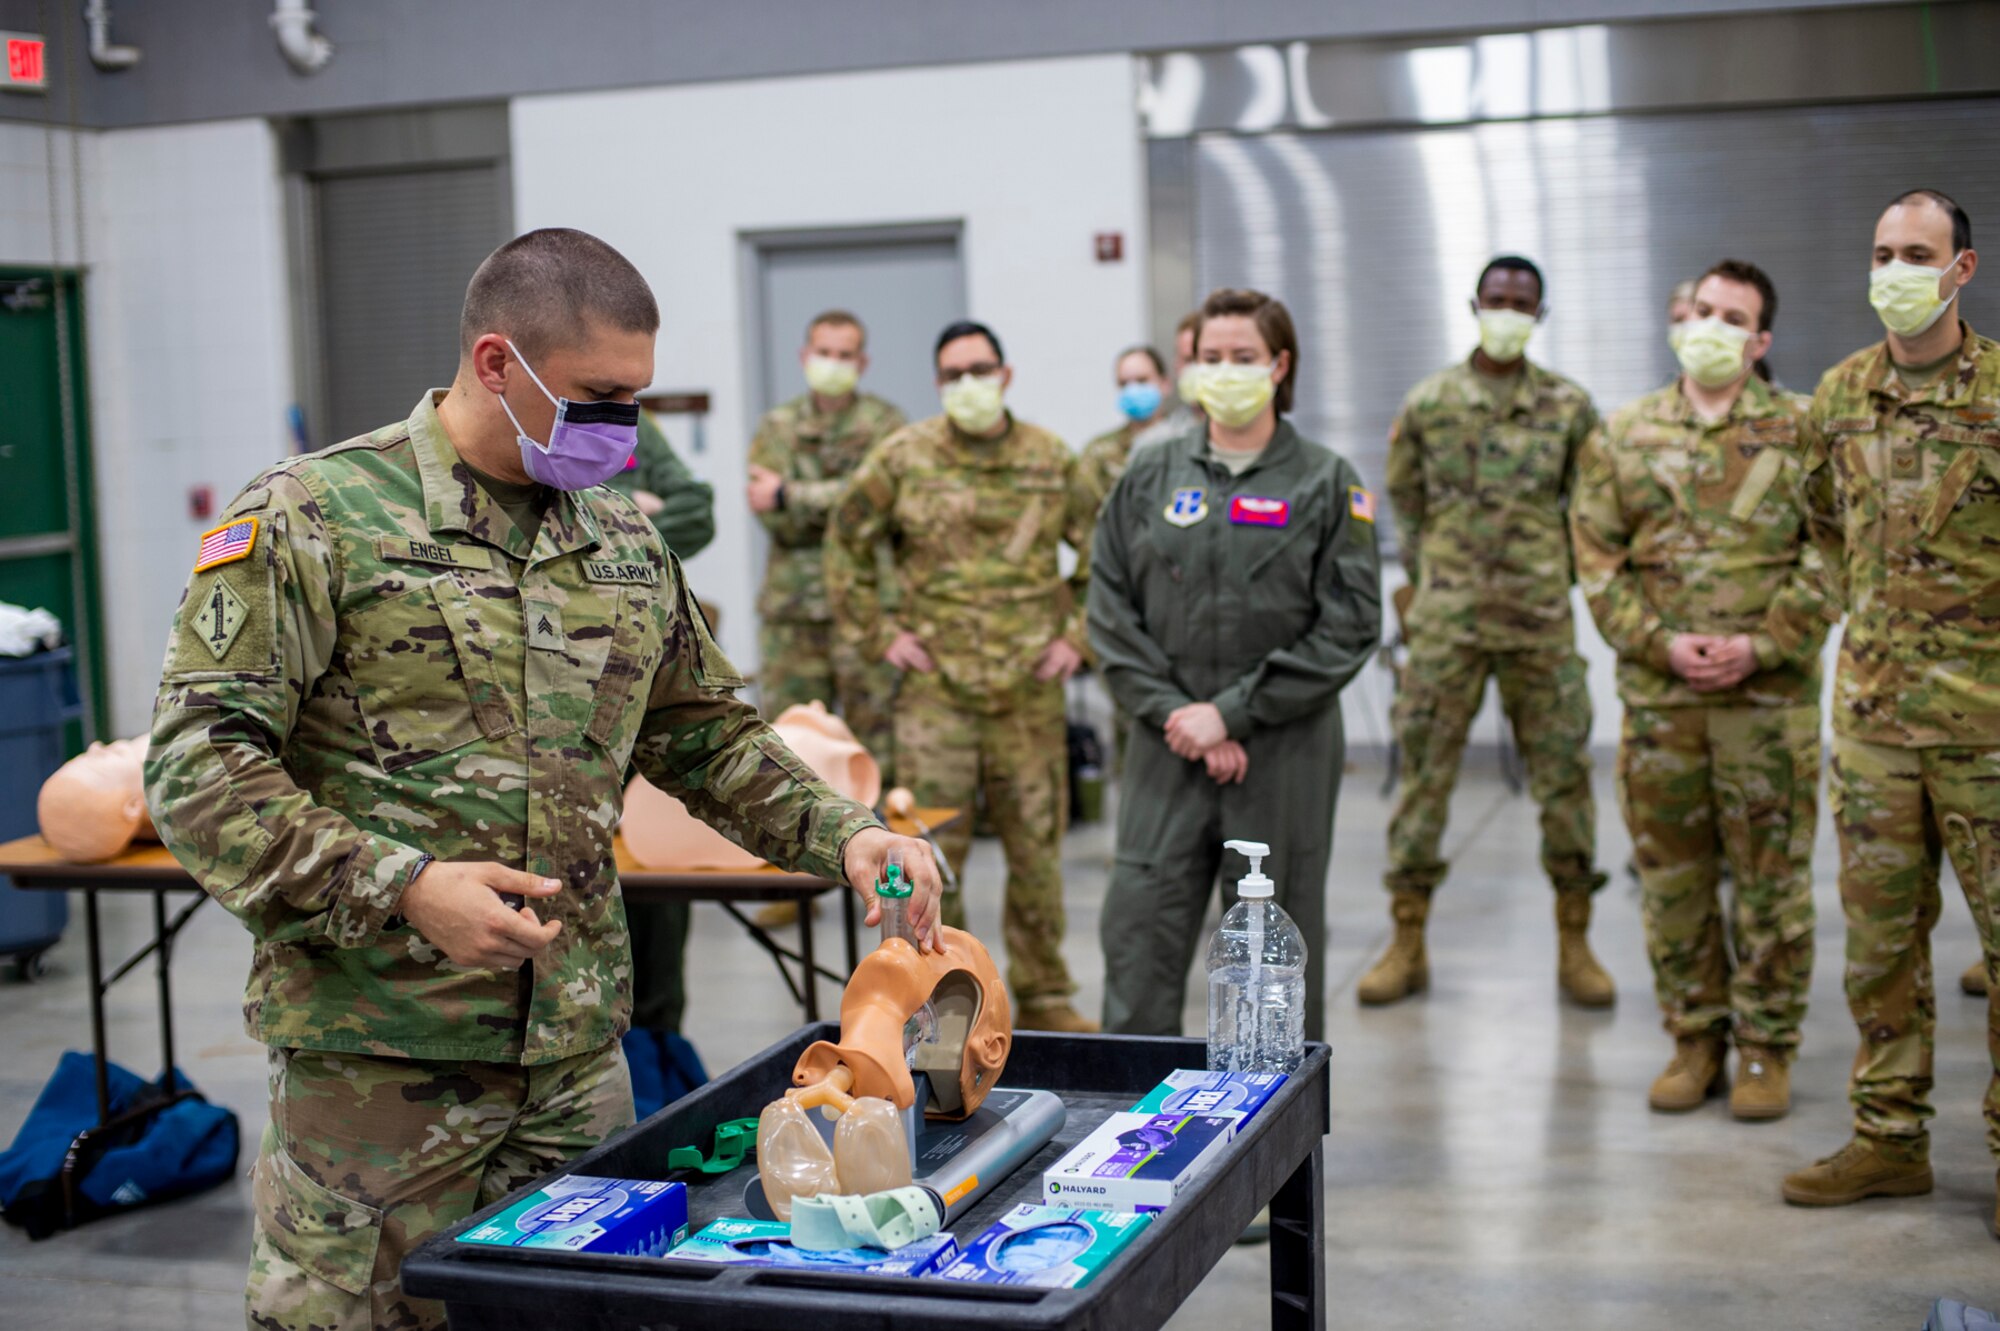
[1118, 381, 1163, 423]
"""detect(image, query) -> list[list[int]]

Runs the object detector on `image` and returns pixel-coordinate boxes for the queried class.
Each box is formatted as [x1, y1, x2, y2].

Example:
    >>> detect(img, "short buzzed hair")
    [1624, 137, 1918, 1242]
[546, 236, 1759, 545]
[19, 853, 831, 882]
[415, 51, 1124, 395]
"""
[1886, 188, 1972, 254]
[806, 309, 866, 348]
[459, 228, 659, 360]
[1478, 254, 1545, 302]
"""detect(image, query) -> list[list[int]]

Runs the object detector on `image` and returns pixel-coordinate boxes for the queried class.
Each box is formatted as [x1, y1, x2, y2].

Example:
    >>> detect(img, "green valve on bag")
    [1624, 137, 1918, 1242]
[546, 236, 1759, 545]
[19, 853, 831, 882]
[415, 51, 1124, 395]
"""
[877, 861, 910, 899]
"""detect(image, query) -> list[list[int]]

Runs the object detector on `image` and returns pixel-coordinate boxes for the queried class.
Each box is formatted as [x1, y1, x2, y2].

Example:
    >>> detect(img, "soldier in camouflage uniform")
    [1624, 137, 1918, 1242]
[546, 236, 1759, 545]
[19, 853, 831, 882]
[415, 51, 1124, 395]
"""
[1572, 261, 1838, 1121]
[1783, 192, 2000, 1226]
[1362, 255, 1615, 1008]
[747, 310, 906, 767]
[143, 230, 941, 1330]
[827, 319, 1098, 1033]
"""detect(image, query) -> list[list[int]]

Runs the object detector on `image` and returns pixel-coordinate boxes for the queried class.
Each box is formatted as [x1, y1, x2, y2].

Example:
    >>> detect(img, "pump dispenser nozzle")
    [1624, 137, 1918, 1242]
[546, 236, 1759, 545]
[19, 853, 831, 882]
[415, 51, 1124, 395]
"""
[1224, 839, 1274, 899]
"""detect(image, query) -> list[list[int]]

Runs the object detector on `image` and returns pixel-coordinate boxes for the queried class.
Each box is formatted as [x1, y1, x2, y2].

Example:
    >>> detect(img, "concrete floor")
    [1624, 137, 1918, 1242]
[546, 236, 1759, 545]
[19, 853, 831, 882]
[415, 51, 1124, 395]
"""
[4, 753, 1998, 1328]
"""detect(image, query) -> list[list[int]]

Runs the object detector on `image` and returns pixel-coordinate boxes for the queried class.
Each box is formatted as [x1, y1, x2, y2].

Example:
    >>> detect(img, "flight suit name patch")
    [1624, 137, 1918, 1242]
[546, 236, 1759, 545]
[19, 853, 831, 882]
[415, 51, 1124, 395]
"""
[582, 560, 659, 586]
[1230, 496, 1290, 527]
[378, 536, 492, 570]
[191, 576, 249, 660]
[1164, 488, 1208, 527]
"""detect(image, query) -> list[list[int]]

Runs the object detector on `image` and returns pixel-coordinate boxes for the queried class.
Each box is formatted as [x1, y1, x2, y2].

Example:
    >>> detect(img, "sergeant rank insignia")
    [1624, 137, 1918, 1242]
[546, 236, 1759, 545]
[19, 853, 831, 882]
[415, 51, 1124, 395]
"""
[1164, 487, 1208, 527]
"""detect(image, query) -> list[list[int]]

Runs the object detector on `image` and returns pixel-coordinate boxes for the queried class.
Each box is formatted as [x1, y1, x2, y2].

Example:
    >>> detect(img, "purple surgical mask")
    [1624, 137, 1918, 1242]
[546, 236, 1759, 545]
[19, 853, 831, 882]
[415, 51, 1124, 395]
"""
[493, 339, 639, 490]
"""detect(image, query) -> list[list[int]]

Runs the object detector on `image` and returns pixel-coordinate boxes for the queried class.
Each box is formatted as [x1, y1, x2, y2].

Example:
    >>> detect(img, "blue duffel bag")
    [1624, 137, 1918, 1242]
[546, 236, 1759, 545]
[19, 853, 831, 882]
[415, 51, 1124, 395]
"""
[0, 1051, 240, 1239]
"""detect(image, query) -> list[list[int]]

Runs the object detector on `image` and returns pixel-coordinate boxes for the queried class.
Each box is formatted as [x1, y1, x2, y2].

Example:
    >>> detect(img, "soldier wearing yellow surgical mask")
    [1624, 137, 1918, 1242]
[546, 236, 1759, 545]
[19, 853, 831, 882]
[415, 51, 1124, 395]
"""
[1134, 310, 1205, 452]
[1365, 255, 1616, 1010]
[1782, 188, 2000, 1231]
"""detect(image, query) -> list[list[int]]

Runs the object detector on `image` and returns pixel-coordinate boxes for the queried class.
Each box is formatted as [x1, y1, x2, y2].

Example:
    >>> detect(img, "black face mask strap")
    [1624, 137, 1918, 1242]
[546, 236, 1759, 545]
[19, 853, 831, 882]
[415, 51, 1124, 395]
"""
[560, 399, 641, 427]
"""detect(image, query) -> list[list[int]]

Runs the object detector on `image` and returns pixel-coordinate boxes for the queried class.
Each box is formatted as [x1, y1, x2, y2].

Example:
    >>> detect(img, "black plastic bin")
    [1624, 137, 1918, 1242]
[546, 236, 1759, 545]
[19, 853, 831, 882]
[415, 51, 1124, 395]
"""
[404, 1028, 1330, 1331]
[0, 647, 78, 976]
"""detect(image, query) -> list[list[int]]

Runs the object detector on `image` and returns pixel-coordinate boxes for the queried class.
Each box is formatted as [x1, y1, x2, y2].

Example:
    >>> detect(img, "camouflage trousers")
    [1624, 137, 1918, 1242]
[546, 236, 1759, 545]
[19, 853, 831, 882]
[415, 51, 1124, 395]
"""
[895, 672, 1075, 1009]
[247, 1043, 632, 1331]
[758, 618, 899, 785]
[1385, 643, 1601, 896]
[1618, 704, 1819, 1049]
[1832, 735, 2000, 1159]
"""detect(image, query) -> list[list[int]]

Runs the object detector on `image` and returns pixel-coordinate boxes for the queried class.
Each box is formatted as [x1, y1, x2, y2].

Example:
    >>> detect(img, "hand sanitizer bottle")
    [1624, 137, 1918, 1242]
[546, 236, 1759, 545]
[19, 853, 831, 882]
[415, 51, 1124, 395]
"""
[1205, 840, 1307, 1074]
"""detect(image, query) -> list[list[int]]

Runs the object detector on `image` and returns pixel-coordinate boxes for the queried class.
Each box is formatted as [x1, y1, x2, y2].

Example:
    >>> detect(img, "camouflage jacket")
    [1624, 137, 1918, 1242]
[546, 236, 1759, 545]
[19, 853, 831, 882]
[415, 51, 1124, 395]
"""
[1805, 322, 2000, 747]
[145, 392, 879, 1065]
[750, 392, 905, 623]
[604, 412, 715, 558]
[1571, 377, 1835, 709]
[1386, 355, 1598, 651]
[826, 412, 1095, 712]
[1078, 421, 1142, 513]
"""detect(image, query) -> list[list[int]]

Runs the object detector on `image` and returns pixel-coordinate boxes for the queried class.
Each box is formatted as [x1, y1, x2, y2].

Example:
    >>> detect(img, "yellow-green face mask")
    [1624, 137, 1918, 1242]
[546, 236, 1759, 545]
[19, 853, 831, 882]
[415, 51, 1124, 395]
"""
[804, 355, 860, 397]
[1476, 309, 1537, 363]
[1868, 253, 1965, 337]
[941, 374, 1006, 434]
[1674, 317, 1753, 389]
[1194, 362, 1278, 428]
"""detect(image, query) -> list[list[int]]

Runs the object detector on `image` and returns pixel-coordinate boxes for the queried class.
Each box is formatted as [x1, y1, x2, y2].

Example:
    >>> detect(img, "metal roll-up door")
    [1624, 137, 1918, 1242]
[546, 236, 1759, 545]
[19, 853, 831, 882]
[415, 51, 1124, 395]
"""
[315, 164, 510, 444]
[1188, 98, 2000, 558]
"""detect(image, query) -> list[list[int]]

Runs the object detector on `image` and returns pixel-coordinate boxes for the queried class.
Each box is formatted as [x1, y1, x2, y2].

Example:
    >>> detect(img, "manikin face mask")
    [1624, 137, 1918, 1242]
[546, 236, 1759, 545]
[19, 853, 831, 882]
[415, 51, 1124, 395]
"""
[493, 340, 640, 491]
[1868, 253, 1966, 337]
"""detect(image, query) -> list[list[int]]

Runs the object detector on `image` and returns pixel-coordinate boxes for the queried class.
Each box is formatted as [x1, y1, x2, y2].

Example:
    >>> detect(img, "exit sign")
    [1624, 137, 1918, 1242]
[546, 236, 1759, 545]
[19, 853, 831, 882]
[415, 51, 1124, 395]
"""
[2, 32, 47, 93]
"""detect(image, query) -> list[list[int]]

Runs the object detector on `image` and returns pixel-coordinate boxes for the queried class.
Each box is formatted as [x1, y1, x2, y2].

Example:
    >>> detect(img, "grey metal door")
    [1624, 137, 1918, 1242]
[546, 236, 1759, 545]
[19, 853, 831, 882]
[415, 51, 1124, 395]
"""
[750, 227, 965, 425]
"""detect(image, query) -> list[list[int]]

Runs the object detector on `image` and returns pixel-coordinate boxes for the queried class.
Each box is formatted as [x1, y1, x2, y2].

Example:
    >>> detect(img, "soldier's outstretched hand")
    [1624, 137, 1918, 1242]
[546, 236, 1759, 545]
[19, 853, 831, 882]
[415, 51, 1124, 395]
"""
[844, 826, 943, 950]
[400, 861, 565, 971]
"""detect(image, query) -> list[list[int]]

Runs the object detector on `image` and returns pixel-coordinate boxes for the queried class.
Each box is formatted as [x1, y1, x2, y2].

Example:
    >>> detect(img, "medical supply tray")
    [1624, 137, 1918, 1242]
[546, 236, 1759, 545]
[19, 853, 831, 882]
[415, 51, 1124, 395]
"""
[404, 1026, 1330, 1331]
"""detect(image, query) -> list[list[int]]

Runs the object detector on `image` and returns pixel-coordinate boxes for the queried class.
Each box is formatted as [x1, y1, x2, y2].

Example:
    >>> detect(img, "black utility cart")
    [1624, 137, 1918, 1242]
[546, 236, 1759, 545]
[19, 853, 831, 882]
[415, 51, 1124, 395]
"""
[404, 1029, 1329, 1331]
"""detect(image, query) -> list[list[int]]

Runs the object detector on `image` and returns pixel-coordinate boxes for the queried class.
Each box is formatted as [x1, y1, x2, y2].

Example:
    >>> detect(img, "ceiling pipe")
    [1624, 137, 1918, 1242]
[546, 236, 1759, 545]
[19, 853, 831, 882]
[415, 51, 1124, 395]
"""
[271, 0, 333, 74]
[82, 0, 141, 70]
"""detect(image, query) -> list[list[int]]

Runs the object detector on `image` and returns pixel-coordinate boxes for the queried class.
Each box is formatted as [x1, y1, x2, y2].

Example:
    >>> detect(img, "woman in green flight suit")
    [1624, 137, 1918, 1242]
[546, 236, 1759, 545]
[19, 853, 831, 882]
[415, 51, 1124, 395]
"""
[1087, 287, 1382, 1042]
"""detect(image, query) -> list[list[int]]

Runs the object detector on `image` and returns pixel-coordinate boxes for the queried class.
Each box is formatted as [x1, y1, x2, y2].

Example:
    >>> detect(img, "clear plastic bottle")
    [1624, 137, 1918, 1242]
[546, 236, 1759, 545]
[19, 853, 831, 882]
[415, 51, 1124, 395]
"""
[1205, 839, 1306, 1075]
[875, 855, 939, 1063]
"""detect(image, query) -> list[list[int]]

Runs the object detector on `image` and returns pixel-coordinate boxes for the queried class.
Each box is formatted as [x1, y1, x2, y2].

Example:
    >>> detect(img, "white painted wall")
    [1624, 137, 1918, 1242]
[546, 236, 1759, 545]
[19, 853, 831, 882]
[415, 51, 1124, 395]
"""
[0, 121, 86, 267]
[511, 54, 1150, 668]
[85, 120, 295, 734]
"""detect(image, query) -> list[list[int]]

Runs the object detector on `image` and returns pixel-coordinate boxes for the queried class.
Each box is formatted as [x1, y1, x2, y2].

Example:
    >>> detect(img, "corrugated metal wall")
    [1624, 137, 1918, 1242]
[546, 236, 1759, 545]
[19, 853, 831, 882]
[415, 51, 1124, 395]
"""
[1187, 97, 2000, 555]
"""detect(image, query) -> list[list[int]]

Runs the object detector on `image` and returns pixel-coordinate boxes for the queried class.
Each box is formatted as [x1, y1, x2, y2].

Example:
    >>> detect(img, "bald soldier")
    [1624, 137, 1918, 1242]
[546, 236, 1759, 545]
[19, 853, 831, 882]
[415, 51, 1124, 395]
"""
[143, 228, 942, 1330]
[1782, 190, 2000, 1233]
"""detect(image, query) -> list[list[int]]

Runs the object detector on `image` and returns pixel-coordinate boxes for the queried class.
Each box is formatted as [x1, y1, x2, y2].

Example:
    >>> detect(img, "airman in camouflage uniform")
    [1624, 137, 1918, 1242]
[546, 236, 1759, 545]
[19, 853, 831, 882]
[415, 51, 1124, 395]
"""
[1782, 192, 1999, 1221]
[827, 321, 1097, 1030]
[1572, 262, 1837, 1119]
[1363, 257, 1614, 1009]
[748, 320, 905, 773]
[142, 228, 939, 1331]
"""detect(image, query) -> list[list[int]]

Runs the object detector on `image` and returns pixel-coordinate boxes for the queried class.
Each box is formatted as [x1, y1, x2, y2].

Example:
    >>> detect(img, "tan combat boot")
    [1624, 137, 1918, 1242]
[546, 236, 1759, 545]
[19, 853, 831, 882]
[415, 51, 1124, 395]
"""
[1357, 892, 1429, 1006]
[1016, 1003, 1099, 1034]
[1963, 959, 1989, 997]
[1648, 1035, 1726, 1112]
[1729, 1044, 1791, 1121]
[1781, 1136, 1932, 1206]
[1554, 892, 1616, 1007]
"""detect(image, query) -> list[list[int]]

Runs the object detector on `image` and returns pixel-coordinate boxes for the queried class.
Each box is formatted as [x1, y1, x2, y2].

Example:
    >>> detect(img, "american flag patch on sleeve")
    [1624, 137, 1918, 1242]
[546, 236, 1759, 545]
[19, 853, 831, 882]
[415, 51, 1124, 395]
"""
[194, 517, 259, 572]
[1349, 486, 1377, 523]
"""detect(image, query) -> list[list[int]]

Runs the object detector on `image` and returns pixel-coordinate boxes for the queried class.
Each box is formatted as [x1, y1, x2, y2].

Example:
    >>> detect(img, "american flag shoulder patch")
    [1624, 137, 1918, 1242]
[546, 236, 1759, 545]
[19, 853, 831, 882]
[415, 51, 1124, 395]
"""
[194, 517, 260, 572]
[1349, 486, 1377, 523]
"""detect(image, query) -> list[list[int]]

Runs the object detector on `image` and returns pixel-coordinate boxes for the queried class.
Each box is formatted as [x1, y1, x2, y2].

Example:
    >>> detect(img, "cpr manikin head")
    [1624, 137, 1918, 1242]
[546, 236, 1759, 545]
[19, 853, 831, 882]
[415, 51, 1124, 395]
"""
[39, 738, 159, 863]
[622, 702, 881, 869]
[792, 925, 1012, 1120]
